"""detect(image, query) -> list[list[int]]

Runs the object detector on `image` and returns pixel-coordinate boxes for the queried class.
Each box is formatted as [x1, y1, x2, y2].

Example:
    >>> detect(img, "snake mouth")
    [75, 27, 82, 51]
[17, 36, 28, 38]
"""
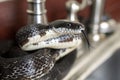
[21, 34, 82, 51]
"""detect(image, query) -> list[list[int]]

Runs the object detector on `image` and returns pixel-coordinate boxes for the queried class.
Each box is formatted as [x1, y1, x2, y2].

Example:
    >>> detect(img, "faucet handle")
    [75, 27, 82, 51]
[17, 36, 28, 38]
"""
[65, 0, 92, 22]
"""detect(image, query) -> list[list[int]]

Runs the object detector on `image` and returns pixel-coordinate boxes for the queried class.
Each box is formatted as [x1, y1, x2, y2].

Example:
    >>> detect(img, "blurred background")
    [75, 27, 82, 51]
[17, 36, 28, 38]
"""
[0, 0, 120, 40]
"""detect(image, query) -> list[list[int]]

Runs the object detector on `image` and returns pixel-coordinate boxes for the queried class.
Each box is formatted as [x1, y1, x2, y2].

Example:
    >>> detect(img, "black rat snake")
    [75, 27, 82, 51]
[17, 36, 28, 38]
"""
[0, 20, 89, 80]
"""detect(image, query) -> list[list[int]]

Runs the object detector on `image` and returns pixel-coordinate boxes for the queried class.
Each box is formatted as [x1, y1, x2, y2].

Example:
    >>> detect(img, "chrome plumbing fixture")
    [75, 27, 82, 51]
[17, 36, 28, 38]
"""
[99, 15, 116, 34]
[90, 0, 116, 42]
[27, 0, 48, 24]
[66, 0, 92, 22]
[90, 0, 105, 35]
[63, 0, 119, 80]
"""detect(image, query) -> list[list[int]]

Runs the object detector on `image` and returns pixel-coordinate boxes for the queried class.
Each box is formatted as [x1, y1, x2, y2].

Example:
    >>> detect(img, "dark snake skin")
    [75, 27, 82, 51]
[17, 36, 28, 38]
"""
[0, 40, 76, 80]
[15, 24, 48, 46]
[0, 48, 54, 80]
[0, 20, 89, 80]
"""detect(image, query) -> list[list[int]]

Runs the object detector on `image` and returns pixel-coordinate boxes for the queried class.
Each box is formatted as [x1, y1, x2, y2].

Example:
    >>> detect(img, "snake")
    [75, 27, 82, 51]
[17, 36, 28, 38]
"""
[0, 20, 89, 80]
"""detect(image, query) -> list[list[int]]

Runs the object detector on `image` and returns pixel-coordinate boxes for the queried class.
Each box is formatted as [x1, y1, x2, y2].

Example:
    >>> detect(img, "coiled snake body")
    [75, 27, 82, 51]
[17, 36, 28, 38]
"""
[0, 20, 89, 80]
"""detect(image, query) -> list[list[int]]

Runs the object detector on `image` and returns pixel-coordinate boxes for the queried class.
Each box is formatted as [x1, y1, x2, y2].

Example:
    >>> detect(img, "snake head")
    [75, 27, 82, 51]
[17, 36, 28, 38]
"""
[49, 20, 85, 34]
[16, 24, 47, 48]
[49, 20, 90, 48]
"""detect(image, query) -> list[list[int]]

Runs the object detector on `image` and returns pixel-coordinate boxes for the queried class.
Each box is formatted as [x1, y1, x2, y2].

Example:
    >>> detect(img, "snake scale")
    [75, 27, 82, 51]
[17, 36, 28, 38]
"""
[0, 20, 89, 80]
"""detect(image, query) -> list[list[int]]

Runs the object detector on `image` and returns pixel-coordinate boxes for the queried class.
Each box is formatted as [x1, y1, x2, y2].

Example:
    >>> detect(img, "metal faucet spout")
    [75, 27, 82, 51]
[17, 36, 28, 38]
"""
[27, 0, 48, 24]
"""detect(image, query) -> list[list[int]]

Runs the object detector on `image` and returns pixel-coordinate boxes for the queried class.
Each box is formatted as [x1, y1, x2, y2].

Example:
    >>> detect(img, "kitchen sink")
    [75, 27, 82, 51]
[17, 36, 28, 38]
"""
[63, 25, 120, 80]
[86, 49, 120, 80]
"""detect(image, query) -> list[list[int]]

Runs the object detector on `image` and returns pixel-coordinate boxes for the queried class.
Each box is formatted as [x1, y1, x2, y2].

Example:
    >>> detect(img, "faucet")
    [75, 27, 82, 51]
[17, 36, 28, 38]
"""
[66, 0, 92, 22]
[63, 0, 119, 80]
[89, 0, 116, 42]
[66, 0, 116, 43]
[90, 0, 105, 34]
[27, 0, 48, 24]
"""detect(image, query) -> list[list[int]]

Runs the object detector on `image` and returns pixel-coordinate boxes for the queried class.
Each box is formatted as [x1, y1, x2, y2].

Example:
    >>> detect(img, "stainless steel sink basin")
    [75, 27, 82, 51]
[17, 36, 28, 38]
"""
[63, 24, 120, 80]
[86, 49, 120, 80]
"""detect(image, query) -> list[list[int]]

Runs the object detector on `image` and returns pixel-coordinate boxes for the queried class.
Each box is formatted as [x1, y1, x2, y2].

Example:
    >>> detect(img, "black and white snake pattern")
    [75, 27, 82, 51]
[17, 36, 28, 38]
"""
[0, 20, 89, 80]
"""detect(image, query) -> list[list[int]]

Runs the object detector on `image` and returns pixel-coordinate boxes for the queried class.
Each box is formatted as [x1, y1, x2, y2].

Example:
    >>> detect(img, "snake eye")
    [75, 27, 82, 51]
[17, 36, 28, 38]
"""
[67, 23, 72, 27]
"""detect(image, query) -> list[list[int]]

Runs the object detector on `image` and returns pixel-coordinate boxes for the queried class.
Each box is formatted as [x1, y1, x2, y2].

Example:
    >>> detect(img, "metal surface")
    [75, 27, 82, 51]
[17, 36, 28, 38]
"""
[90, 0, 105, 34]
[99, 15, 116, 33]
[89, 0, 116, 42]
[66, 0, 80, 22]
[86, 49, 120, 80]
[27, 0, 47, 24]
[66, 0, 91, 22]
[63, 24, 120, 80]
